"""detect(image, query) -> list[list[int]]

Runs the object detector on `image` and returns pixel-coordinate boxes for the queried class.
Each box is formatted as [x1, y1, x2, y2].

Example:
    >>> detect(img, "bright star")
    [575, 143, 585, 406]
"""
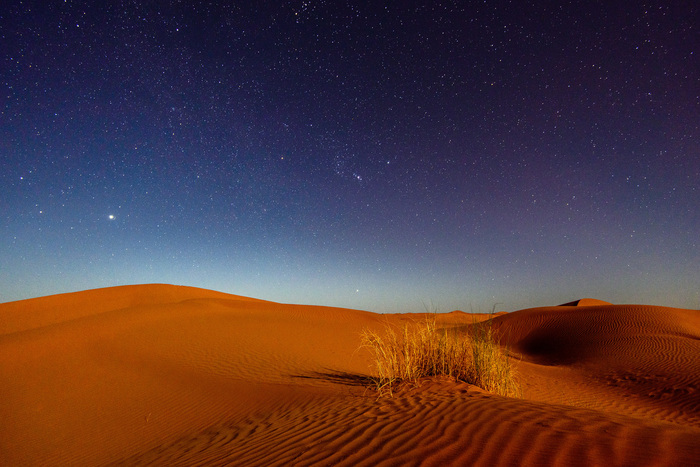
[108, 214, 115, 220]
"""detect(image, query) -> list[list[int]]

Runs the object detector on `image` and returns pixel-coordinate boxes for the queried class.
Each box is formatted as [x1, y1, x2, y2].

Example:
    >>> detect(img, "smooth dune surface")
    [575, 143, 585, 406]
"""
[1, 284, 698, 466]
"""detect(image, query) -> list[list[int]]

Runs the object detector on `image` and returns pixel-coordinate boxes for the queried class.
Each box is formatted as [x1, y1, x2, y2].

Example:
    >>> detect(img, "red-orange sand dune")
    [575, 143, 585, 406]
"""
[1, 284, 699, 466]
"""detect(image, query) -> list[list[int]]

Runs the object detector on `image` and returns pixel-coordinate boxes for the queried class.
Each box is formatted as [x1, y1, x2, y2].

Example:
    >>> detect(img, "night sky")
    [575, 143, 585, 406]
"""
[2, 1, 698, 312]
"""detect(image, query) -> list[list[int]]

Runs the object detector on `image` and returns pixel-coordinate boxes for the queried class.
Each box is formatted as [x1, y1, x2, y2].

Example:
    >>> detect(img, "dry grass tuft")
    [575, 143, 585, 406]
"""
[468, 319, 521, 397]
[360, 315, 520, 398]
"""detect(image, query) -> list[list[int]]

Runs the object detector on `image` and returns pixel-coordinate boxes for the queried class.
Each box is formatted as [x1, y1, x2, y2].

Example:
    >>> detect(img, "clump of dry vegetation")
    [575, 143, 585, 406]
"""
[360, 314, 520, 398]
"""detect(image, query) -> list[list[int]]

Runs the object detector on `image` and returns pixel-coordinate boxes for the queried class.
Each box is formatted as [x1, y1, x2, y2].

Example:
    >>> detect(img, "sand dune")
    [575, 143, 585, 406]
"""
[1, 285, 698, 465]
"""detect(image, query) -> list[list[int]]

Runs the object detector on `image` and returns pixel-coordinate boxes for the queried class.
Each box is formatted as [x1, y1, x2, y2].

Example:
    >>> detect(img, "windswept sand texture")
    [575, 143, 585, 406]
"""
[1, 284, 699, 465]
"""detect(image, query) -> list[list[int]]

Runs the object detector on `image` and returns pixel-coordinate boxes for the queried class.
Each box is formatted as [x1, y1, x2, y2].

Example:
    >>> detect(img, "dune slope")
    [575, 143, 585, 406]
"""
[1, 285, 698, 466]
[493, 303, 700, 427]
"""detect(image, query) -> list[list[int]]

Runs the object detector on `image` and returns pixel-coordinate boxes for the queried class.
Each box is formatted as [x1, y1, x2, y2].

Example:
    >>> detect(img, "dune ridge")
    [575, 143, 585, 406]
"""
[1, 285, 699, 465]
[0, 284, 260, 335]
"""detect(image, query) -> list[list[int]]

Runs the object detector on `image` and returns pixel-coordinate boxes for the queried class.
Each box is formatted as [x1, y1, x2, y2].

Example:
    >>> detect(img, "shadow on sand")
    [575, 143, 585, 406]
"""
[292, 370, 373, 387]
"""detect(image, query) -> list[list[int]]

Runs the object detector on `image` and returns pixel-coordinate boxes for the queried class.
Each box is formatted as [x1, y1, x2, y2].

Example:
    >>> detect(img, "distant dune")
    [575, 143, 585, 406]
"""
[1, 285, 698, 465]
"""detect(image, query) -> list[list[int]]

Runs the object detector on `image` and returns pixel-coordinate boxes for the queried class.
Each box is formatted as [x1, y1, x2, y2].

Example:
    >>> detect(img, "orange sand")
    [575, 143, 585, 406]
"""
[1, 284, 698, 465]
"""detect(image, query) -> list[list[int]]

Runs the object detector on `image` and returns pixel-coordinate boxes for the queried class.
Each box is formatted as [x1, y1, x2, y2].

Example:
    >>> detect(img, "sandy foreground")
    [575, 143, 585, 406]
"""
[1, 284, 698, 466]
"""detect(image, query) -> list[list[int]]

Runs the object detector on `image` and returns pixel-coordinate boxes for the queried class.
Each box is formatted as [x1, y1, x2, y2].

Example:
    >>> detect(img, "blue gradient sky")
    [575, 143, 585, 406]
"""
[2, 1, 698, 312]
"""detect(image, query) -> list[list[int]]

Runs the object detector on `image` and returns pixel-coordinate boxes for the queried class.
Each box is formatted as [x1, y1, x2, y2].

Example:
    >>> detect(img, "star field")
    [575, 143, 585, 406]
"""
[1, 1, 698, 312]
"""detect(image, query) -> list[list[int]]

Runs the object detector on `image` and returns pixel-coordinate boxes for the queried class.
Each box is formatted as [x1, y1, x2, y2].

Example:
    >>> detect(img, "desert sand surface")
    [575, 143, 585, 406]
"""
[1, 284, 698, 466]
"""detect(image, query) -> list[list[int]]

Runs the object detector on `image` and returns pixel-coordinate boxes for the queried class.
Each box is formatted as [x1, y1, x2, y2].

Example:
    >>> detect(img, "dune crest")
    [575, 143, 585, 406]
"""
[1, 285, 698, 465]
[0, 283, 263, 335]
[559, 298, 613, 306]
